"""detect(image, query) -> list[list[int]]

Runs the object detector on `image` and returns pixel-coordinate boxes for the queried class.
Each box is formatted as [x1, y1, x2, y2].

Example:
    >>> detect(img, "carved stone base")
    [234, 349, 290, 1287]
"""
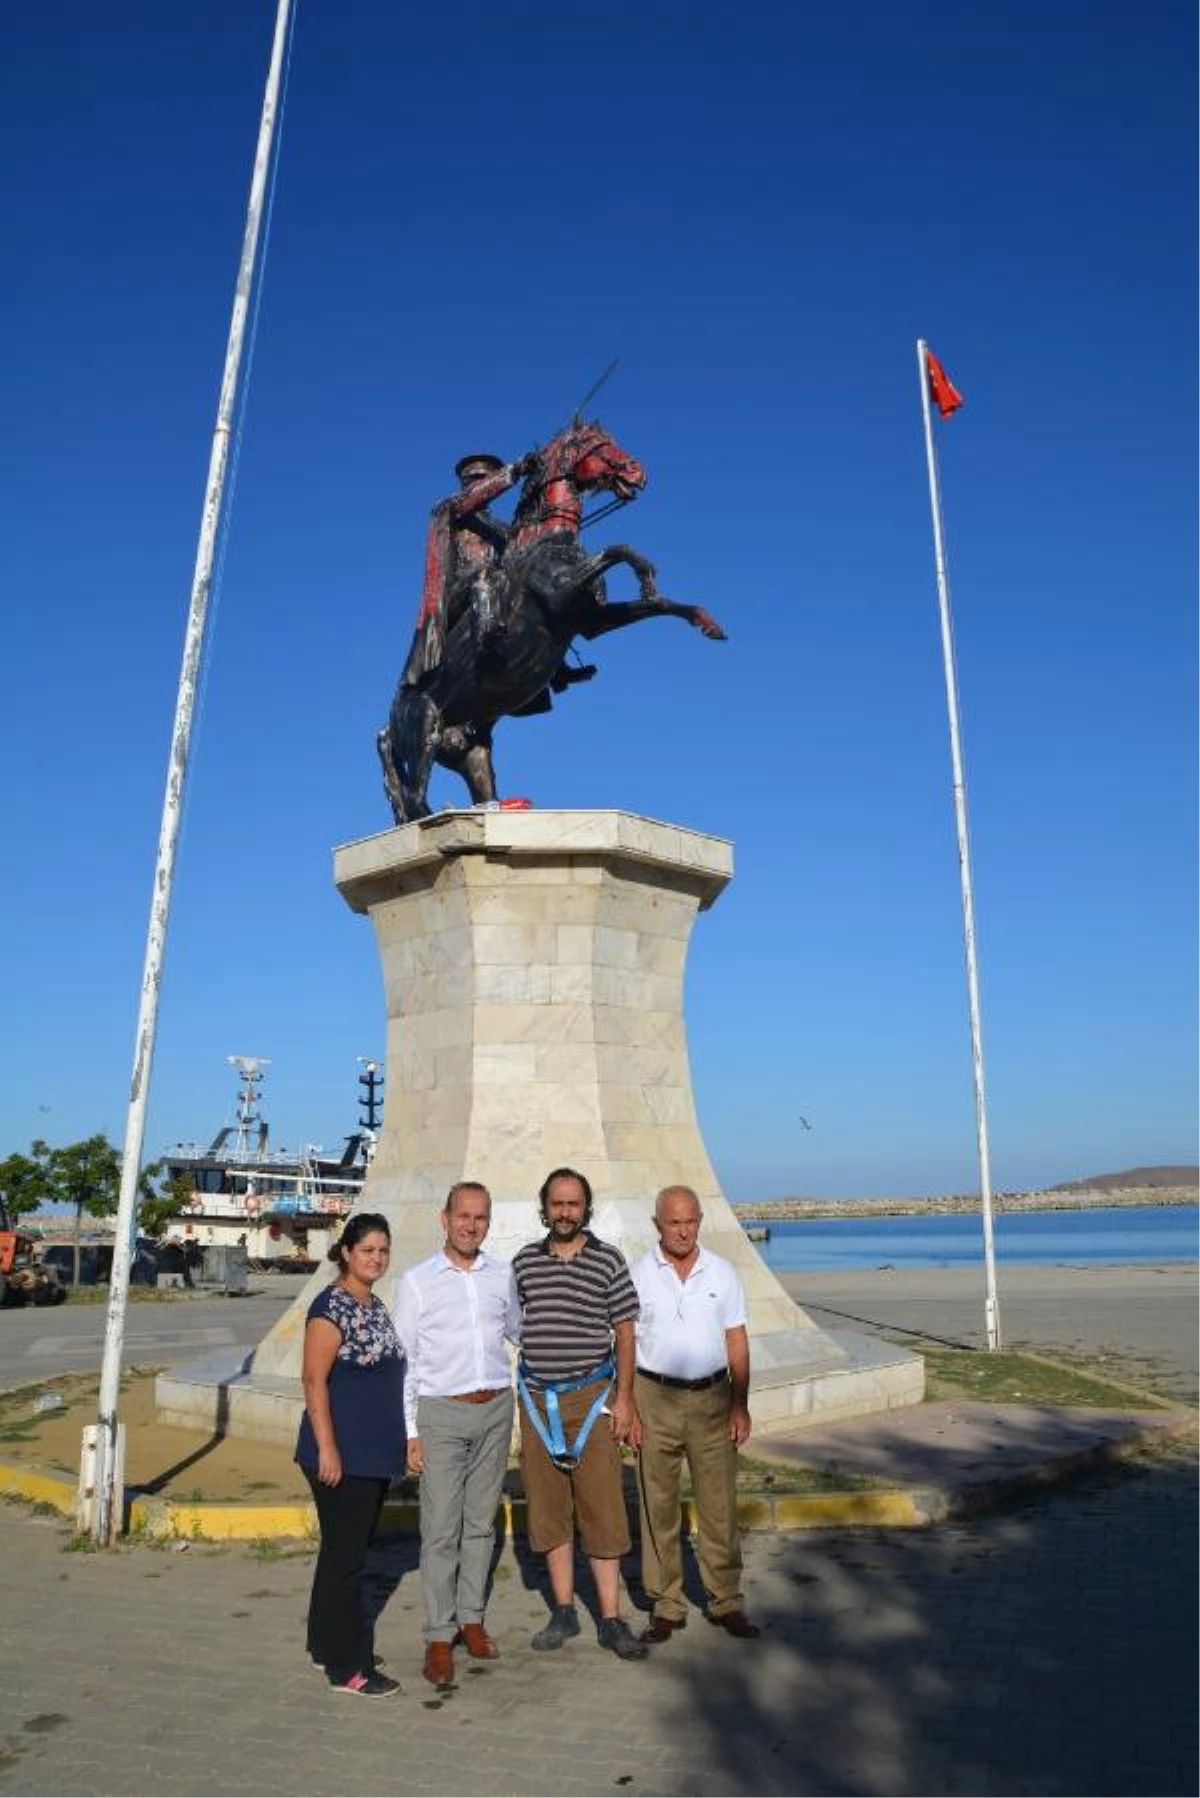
[157, 810, 921, 1440]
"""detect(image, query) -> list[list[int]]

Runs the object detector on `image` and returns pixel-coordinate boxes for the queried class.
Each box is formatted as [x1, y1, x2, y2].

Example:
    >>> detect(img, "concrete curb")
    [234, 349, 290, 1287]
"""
[917, 1409, 1198, 1523]
[1, 1408, 1191, 1540]
[0, 1459, 78, 1517]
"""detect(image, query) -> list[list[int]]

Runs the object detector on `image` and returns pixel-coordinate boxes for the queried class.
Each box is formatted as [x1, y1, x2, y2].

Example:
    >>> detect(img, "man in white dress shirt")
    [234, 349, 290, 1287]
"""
[630, 1184, 761, 1642]
[392, 1181, 522, 1688]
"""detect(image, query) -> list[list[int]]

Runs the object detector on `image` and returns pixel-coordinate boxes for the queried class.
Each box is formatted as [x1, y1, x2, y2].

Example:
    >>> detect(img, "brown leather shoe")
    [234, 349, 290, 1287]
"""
[456, 1623, 500, 1660]
[639, 1615, 687, 1644]
[422, 1640, 456, 1686]
[709, 1609, 761, 1639]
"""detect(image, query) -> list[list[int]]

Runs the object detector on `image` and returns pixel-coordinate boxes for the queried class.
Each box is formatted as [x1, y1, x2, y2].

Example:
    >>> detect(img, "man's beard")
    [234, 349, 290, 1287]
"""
[549, 1216, 584, 1240]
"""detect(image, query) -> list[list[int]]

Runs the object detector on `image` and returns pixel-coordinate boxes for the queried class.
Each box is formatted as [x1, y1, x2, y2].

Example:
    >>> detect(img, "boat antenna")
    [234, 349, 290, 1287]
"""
[229, 1056, 270, 1157]
[357, 1057, 384, 1132]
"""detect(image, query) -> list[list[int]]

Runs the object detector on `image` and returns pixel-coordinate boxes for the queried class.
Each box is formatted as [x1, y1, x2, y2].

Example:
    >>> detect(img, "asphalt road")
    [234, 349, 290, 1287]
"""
[0, 1281, 296, 1391]
[781, 1262, 1199, 1402]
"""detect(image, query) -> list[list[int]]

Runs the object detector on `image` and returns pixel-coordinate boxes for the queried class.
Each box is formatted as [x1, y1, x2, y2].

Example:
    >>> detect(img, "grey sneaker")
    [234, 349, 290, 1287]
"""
[531, 1604, 582, 1651]
[597, 1617, 649, 1662]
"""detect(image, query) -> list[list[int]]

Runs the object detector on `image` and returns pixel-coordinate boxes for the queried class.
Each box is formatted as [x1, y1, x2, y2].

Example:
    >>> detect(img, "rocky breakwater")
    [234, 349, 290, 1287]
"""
[733, 1181, 1199, 1223]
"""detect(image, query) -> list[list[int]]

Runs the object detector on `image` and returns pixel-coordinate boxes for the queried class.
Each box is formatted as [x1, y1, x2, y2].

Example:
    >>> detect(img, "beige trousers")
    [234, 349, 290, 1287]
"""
[634, 1371, 742, 1621]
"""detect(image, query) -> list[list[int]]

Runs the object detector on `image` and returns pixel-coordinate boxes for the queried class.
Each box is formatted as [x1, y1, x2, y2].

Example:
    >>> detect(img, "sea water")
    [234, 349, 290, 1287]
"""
[754, 1203, 1199, 1275]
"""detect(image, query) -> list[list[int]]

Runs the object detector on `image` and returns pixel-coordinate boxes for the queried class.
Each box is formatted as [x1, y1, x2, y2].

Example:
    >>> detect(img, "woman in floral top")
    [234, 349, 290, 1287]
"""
[296, 1212, 407, 1697]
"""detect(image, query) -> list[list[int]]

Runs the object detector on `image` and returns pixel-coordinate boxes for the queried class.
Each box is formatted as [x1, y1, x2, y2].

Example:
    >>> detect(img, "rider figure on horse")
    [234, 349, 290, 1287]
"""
[404, 451, 530, 686]
[403, 449, 598, 706]
[379, 416, 726, 823]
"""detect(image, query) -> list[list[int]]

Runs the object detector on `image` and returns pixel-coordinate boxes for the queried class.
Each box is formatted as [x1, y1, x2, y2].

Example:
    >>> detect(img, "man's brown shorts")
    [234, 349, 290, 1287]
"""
[519, 1376, 631, 1558]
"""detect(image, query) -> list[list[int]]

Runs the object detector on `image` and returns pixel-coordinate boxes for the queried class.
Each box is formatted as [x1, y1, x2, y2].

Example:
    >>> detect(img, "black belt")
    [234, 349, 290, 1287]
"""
[638, 1366, 728, 1392]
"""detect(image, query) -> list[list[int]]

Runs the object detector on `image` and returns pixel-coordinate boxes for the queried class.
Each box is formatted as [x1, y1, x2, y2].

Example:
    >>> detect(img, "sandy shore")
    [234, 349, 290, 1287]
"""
[780, 1261, 1198, 1404]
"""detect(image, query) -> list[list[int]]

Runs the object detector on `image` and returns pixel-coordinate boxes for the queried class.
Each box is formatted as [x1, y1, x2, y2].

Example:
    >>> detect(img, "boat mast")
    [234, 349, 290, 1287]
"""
[230, 1055, 270, 1157]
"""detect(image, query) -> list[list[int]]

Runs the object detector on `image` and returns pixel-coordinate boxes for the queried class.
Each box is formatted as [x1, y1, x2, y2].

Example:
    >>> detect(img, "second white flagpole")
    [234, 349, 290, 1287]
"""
[916, 338, 1002, 1352]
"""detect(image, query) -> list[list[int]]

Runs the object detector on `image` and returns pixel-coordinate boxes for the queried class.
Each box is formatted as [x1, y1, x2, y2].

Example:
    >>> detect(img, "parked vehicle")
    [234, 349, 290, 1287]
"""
[39, 1240, 160, 1288]
[0, 1202, 67, 1307]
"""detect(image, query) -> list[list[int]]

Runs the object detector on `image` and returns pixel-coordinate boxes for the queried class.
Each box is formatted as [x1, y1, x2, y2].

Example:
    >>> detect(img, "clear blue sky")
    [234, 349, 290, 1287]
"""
[3, 1, 1195, 1200]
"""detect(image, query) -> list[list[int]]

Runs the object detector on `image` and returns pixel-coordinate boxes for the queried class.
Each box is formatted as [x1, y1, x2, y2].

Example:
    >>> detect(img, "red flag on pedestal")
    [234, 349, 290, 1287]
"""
[926, 349, 964, 418]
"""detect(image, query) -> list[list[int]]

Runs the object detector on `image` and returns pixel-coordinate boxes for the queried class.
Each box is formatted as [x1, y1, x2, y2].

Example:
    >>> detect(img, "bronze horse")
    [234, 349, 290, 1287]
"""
[377, 418, 726, 822]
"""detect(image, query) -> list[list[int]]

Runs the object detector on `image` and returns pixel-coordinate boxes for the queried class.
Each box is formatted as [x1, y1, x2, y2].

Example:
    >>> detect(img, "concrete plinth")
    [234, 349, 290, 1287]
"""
[157, 809, 921, 1441]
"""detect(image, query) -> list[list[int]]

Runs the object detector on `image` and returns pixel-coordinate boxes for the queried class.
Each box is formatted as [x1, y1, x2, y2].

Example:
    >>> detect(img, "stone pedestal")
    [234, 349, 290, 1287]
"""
[157, 810, 921, 1443]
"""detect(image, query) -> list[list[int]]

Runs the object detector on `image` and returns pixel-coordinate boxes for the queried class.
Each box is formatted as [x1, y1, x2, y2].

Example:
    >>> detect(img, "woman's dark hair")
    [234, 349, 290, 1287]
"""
[537, 1166, 593, 1226]
[328, 1211, 391, 1265]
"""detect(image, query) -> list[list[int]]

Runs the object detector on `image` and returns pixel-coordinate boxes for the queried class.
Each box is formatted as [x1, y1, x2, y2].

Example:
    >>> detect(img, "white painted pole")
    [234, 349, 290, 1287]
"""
[916, 339, 1002, 1352]
[90, 0, 296, 1544]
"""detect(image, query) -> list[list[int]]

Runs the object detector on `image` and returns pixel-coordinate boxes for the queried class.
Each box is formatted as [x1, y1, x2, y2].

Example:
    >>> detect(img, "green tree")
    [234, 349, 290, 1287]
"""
[136, 1162, 194, 1240]
[44, 1134, 121, 1286]
[0, 1145, 52, 1224]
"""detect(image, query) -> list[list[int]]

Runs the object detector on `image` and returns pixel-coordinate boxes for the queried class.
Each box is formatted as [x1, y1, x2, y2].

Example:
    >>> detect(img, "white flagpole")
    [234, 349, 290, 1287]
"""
[916, 338, 1002, 1352]
[89, 0, 296, 1545]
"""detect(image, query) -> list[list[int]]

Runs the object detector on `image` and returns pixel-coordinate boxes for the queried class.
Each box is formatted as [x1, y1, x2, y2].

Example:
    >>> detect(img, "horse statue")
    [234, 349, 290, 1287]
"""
[376, 417, 726, 822]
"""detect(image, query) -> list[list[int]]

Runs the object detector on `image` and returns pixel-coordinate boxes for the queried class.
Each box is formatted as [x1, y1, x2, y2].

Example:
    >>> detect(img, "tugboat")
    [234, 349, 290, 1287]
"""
[160, 1057, 381, 1270]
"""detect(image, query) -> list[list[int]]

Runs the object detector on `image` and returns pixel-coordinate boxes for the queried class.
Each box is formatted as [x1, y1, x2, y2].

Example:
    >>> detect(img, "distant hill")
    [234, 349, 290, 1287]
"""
[1050, 1165, 1198, 1193]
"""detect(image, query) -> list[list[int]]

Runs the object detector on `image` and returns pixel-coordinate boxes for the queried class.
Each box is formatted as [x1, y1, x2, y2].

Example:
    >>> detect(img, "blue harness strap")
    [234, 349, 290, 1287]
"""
[517, 1356, 616, 1471]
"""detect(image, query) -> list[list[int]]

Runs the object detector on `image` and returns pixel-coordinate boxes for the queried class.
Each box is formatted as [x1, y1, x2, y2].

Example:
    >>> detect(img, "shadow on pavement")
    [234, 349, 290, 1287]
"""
[636, 1441, 1198, 1797]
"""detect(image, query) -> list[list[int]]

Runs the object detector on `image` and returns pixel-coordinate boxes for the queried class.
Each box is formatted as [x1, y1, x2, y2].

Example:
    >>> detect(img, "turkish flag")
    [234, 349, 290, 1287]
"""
[926, 349, 964, 418]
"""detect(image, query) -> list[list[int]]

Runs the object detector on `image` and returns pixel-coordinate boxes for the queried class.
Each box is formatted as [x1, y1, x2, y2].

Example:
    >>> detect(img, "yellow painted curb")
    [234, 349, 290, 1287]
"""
[1, 1453, 911, 1540]
[770, 1490, 924, 1528]
[129, 1497, 318, 1541]
[0, 1459, 76, 1517]
[124, 1487, 914, 1541]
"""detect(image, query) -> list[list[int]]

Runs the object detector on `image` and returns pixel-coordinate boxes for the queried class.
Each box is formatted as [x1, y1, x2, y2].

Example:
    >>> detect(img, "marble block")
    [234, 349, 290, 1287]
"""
[159, 809, 921, 1438]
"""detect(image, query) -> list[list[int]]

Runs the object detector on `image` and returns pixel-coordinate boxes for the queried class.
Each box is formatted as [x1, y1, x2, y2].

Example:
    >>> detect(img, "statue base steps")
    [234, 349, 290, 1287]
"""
[156, 1328, 923, 1449]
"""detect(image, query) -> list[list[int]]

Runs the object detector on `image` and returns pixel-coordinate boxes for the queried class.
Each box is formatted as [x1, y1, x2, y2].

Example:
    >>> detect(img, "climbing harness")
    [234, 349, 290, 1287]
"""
[517, 1356, 615, 1471]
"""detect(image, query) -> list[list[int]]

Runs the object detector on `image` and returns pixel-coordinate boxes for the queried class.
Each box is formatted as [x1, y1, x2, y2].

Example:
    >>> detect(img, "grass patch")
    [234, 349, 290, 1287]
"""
[0, 1369, 312, 1508]
[670, 1453, 882, 1496]
[246, 1538, 311, 1561]
[0, 1424, 40, 1445]
[0, 1491, 63, 1520]
[914, 1344, 1175, 1410]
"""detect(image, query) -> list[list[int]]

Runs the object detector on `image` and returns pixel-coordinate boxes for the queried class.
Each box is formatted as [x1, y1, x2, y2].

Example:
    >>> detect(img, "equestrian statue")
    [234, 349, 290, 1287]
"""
[376, 418, 727, 823]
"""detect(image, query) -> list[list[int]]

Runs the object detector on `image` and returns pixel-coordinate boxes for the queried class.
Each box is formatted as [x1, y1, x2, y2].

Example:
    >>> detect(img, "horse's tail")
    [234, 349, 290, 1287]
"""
[379, 683, 441, 823]
[376, 722, 409, 824]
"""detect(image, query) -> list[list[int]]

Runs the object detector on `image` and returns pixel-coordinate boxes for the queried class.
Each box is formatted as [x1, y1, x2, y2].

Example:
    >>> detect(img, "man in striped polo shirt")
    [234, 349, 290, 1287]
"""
[513, 1167, 648, 1661]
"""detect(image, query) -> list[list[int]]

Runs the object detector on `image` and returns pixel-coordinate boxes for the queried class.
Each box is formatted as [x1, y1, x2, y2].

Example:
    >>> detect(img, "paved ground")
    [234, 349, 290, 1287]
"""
[0, 1434, 1194, 1797]
[0, 1289, 296, 1389]
[1, 1265, 1196, 1794]
[782, 1264, 1199, 1403]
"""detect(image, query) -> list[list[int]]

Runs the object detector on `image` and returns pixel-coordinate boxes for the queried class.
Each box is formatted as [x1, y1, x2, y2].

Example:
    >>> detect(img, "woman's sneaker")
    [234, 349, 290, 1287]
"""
[332, 1670, 402, 1697]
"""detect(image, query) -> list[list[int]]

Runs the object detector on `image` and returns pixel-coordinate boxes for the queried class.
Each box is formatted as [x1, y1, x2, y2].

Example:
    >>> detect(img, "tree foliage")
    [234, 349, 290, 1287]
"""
[2, 1134, 195, 1280]
[0, 1145, 52, 1222]
[136, 1162, 194, 1240]
[42, 1133, 121, 1285]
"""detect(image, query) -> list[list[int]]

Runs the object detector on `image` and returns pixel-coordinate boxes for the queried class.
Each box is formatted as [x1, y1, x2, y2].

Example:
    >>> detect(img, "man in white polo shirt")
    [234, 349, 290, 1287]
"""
[630, 1183, 761, 1643]
[392, 1181, 522, 1689]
